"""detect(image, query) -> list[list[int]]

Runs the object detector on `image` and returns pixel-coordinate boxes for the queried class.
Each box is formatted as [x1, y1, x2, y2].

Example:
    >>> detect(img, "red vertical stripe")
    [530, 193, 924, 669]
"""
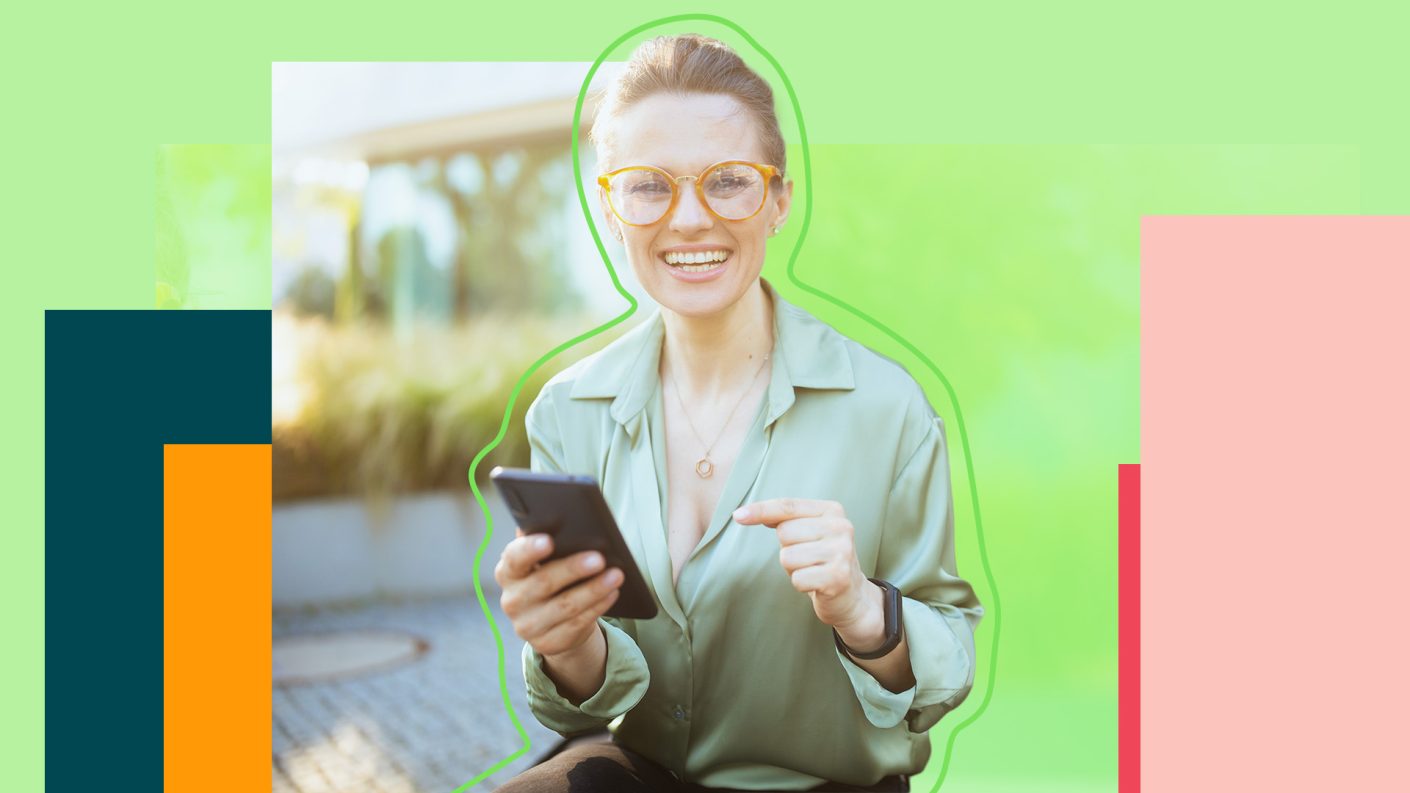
[1119, 463, 1141, 792]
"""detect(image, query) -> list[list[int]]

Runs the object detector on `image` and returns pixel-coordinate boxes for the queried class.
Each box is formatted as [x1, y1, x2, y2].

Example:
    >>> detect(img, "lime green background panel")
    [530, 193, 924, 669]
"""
[8, 1, 1410, 792]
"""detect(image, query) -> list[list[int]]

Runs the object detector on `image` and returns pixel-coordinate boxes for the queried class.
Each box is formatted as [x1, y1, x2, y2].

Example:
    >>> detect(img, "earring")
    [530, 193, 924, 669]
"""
[770, 225, 780, 236]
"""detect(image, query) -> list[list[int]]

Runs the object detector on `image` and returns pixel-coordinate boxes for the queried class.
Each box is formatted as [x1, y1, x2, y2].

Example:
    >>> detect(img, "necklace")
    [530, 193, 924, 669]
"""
[665, 348, 773, 478]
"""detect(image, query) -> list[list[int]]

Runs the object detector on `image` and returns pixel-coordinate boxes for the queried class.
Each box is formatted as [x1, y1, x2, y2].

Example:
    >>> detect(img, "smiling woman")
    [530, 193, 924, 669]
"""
[595, 88, 791, 318]
[492, 33, 983, 793]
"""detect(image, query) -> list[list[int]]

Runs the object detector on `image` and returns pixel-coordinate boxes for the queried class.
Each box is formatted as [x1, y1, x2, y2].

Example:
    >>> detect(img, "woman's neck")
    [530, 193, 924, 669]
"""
[659, 280, 775, 397]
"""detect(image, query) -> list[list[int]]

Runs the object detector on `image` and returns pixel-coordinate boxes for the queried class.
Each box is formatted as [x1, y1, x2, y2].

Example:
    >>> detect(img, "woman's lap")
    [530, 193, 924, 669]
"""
[492, 741, 682, 793]
[492, 738, 905, 793]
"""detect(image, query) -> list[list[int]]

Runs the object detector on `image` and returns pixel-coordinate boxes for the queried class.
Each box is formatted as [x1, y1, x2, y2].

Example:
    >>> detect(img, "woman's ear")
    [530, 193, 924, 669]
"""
[772, 177, 795, 230]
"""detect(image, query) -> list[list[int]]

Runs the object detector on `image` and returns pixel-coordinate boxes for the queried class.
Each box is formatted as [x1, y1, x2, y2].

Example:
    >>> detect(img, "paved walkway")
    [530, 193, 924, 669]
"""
[273, 593, 565, 793]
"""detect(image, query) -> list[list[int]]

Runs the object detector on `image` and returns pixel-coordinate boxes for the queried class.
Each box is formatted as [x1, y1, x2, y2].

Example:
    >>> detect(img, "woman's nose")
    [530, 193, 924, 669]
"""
[668, 184, 714, 233]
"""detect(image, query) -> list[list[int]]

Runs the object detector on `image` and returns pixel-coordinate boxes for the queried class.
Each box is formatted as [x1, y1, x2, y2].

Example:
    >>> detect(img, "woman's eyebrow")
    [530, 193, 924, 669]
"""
[645, 159, 746, 176]
[647, 162, 705, 176]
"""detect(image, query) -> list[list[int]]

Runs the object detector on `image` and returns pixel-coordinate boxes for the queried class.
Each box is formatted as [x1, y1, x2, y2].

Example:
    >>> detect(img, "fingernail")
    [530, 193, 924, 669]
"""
[733, 507, 751, 521]
[534, 536, 549, 551]
[582, 553, 603, 571]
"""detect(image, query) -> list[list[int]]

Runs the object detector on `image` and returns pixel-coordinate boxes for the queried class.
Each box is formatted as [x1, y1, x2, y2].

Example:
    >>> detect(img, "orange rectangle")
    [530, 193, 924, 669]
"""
[164, 444, 271, 792]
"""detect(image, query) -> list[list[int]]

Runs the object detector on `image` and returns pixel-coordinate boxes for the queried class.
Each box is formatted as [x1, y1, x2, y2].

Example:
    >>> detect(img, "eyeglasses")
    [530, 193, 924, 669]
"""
[598, 160, 781, 227]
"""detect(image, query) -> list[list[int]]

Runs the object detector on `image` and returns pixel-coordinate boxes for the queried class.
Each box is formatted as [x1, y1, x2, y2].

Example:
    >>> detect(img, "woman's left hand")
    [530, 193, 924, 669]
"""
[733, 498, 879, 633]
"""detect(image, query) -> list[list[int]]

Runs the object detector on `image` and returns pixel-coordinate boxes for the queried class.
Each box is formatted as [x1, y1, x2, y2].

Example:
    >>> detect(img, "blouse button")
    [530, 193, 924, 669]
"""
[672, 706, 687, 721]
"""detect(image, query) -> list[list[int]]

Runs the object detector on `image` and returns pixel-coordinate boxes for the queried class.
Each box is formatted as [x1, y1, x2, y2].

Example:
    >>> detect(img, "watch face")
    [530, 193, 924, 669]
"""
[879, 579, 899, 634]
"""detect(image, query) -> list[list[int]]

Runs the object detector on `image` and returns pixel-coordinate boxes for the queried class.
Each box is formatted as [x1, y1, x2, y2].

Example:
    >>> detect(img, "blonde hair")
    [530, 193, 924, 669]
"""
[589, 33, 787, 181]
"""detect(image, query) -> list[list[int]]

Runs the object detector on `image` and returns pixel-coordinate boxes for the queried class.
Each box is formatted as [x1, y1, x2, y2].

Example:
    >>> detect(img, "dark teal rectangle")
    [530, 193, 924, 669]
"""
[45, 310, 270, 789]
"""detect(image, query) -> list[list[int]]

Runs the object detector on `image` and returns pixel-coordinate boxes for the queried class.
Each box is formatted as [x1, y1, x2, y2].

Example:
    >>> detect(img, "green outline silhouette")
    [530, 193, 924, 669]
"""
[463, 15, 1000, 792]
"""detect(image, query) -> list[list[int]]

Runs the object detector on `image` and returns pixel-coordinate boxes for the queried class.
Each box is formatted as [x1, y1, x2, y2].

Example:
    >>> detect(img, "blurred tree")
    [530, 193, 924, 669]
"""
[297, 141, 585, 326]
[436, 144, 578, 317]
[328, 190, 366, 324]
[373, 225, 452, 336]
[284, 264, 337, 318]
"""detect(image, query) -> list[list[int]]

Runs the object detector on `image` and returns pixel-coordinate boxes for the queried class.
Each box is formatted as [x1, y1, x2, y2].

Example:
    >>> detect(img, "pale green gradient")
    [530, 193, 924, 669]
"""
[785, 143, 1361, 791]
[155, 144, 272, 309]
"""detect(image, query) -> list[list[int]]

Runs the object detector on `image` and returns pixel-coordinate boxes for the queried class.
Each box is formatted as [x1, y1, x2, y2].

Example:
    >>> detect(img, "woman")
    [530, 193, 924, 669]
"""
[493, 34, 982, 793]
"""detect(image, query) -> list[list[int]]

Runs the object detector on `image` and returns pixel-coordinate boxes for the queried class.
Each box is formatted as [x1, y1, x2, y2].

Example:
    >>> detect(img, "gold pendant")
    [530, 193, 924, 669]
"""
[694, 457, 714, 478]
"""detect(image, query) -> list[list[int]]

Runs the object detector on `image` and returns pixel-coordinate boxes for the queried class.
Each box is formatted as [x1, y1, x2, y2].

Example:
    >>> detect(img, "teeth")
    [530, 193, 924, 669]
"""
[677, 262, 722, 273]
[664, 250, 730, 265]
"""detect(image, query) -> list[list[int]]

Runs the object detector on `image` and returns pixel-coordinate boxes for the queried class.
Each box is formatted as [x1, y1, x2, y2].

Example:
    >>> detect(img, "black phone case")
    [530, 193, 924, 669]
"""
[490, 466, 658, 620]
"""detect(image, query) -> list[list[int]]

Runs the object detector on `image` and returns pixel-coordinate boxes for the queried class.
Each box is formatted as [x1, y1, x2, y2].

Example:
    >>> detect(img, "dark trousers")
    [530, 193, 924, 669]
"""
[492, 736, 909, 793]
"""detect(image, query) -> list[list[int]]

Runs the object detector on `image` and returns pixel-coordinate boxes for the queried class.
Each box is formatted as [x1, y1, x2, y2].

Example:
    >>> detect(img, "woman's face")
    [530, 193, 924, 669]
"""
[600, 92, 792, 319]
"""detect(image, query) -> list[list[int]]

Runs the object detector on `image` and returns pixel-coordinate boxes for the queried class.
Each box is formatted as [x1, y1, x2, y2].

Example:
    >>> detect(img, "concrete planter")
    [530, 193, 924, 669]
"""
[273, 487, 514, 609]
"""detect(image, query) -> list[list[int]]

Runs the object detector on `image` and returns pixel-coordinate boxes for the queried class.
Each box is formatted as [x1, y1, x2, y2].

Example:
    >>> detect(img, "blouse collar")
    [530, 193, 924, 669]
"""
[568, 277, 855, 439]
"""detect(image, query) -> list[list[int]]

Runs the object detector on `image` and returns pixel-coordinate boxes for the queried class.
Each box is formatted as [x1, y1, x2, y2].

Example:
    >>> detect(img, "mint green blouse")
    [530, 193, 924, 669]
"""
[520, 278, 983, 790]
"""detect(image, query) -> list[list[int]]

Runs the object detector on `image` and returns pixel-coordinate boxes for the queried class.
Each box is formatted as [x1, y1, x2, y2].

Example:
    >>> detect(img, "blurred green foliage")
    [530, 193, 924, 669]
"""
[272, 311, 623, 503]
[273, 142, 603, 503]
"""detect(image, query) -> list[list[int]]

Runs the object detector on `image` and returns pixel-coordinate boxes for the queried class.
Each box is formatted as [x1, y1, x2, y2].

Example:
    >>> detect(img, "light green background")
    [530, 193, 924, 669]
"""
[8, 2, 1409, 792]
[783, 142, 1364, 789]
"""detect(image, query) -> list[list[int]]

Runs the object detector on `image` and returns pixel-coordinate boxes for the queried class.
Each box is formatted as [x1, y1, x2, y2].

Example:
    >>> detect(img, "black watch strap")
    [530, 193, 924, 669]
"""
[833, 577, 904, 660]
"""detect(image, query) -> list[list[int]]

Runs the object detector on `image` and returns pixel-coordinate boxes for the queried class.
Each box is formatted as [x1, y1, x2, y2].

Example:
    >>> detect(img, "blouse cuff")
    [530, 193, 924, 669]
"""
[522, 619, 651, 735]
[835, 595, 975, 732]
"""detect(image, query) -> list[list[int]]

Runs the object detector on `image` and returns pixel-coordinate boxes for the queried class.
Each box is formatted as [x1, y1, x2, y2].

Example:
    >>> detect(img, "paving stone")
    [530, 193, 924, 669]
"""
[273, 595, 561, 792]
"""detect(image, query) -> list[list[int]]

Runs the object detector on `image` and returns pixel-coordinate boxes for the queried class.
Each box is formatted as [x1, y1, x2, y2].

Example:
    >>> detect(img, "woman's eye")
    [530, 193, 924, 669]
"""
[707, 175, 752, 194]
[627, 182, 671, 196]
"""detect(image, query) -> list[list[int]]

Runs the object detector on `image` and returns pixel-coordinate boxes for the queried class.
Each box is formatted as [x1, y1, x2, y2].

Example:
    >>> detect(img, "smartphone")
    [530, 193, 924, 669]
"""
[490, 466, 657, 620]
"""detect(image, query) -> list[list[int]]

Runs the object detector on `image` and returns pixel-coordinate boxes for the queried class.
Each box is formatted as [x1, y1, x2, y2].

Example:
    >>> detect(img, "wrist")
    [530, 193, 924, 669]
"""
[834, 581, 886, 653]
[540, 626, 608, 706]
[543, 624, 604, 666]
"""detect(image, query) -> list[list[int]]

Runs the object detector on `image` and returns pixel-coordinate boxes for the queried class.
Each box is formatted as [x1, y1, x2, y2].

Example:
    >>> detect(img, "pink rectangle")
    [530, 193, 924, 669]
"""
[1142, 216, 1409, 791]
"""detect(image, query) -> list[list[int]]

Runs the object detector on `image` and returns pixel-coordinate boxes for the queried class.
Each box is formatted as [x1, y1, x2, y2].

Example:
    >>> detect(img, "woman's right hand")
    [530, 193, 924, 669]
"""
[495, 528, 625, 660]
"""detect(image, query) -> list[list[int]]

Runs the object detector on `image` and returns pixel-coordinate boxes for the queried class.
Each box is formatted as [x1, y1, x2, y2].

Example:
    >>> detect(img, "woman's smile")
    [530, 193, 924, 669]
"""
[659, 244, 734, 281]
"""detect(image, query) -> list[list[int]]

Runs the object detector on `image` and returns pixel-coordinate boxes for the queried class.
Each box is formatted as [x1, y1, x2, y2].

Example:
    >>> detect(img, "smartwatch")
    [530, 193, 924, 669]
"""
[833, 577, 904, 660]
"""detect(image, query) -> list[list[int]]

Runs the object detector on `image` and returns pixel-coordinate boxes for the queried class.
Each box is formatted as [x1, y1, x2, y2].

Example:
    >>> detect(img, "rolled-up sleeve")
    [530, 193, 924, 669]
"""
[521, 620, 651, 735]
[836, 412, 983, 732]
[517, 390, 652, 735]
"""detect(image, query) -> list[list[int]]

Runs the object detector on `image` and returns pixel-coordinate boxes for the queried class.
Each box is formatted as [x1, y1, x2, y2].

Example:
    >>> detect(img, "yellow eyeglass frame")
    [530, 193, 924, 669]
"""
[597, 160, 782, 227]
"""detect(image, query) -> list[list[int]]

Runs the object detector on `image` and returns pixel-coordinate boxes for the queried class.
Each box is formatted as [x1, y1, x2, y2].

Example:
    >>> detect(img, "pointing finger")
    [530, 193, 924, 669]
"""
[734, 497, 829, 527]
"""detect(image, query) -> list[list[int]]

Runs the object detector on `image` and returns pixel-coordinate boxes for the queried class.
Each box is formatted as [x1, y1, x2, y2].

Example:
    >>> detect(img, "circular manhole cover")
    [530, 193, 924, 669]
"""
[273, 629, 429, 685]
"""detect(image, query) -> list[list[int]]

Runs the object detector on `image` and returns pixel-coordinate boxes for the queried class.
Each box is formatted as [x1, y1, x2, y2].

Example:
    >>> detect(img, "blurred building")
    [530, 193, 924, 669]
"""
[272, 61, 643, 331]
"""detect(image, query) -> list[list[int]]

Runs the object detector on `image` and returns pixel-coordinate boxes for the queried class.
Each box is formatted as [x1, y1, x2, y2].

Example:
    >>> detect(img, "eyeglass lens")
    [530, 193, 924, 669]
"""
[608, 164, 766, 225]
